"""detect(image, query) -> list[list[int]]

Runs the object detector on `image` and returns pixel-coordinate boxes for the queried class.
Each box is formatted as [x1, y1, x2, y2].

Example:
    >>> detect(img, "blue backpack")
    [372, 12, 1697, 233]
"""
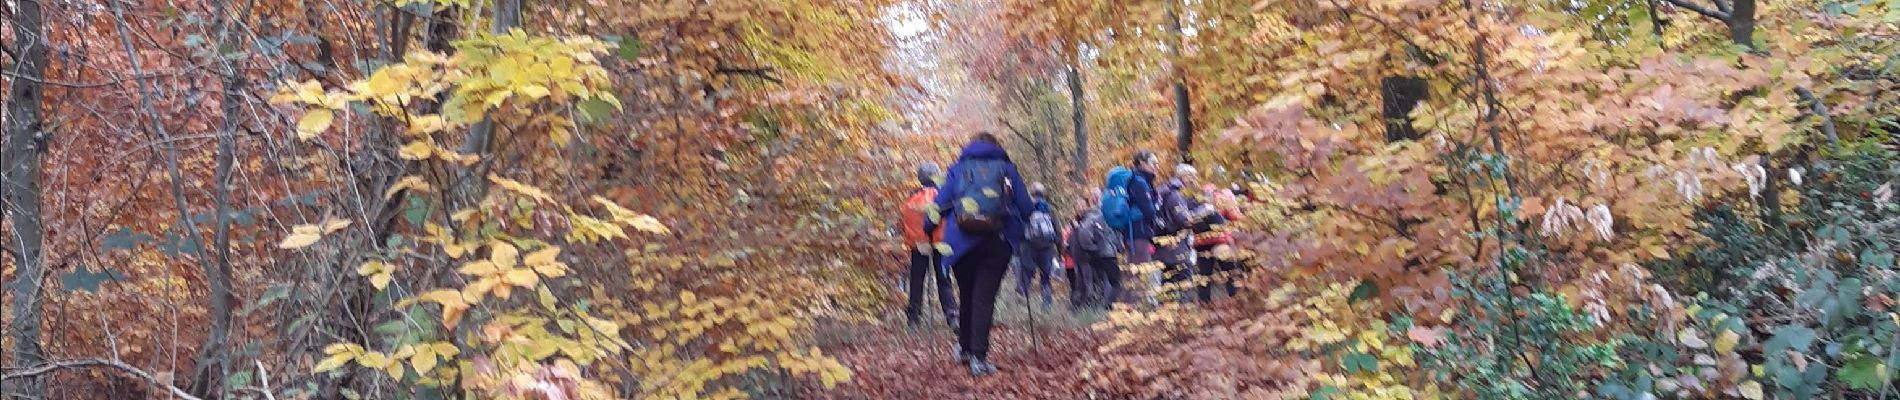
[1101, 167, 1139, 232]
[953, 159, 1012, 233]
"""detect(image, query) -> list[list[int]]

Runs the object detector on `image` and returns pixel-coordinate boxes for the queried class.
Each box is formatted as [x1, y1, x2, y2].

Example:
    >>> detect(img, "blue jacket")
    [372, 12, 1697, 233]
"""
[1126, 170, 1160, 240]
[934, 141, 1036, 270]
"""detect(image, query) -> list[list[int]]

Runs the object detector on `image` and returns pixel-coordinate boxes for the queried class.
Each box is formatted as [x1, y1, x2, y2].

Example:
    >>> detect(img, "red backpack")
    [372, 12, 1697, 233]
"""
[900, 188, 943, 246]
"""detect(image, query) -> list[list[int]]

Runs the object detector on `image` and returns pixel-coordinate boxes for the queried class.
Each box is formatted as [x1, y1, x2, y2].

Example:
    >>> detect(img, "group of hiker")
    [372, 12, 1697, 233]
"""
[898, 132, 1245, 377]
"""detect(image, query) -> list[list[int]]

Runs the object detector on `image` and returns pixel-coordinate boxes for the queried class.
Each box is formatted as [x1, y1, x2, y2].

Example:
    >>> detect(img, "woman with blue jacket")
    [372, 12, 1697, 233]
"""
[933, 132, 1035, 377]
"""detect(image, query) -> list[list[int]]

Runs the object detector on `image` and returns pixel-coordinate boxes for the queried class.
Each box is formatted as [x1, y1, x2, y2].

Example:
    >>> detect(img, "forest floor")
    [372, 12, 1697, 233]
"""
[801, 286, 1110, 399]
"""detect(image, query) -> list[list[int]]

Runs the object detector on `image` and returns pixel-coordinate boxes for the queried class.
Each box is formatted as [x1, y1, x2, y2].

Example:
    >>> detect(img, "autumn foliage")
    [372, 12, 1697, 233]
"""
[3, 0, 1899, 398]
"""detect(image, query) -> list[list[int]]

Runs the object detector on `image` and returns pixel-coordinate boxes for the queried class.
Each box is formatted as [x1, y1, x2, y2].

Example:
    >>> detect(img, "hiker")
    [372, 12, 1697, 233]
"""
[933, 132, 1035, 377]
[901, 162, 958, 329]
[1062, 195, 1090, 309]
[1068, 188, 1123, 309]
[1194, 183, 1242, 301]
[1154, 163, 1208, 303]
[1017, 183, 1059, 306]
[1108, 151, 1162, 304]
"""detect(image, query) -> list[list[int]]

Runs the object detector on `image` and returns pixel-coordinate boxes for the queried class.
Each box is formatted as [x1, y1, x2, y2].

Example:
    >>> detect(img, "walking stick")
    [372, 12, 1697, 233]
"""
[1027, 261, 1039, 356]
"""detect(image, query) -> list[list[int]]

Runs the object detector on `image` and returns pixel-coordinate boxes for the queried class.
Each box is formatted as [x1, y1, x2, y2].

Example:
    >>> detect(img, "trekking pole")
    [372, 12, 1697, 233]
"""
[1027, 266, 1039, 356]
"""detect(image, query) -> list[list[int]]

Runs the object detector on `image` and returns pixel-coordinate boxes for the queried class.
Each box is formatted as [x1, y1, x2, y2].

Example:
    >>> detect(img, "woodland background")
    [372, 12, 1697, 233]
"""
[0, 0, 1897, 398]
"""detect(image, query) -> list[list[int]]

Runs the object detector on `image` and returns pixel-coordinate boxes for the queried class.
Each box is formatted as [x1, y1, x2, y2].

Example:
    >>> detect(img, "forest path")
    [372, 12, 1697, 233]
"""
[801, 286, 1109, 399]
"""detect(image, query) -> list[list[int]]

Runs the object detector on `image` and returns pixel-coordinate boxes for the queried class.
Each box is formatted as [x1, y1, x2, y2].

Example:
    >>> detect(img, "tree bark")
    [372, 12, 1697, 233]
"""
[453, 0, 523, 207]
[3, 0, 51, 395]
[1381, 76, 1428, 143]
[1067, 59, 1088, 185]
[1167, 4, 1193, 162]
[1727, 0, 1756, 49]
[187, 1, 247, 395]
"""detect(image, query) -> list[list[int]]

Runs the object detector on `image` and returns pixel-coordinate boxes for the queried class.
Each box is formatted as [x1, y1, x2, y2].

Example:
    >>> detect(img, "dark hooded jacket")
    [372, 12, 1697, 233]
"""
[933, 140, 1036, 270]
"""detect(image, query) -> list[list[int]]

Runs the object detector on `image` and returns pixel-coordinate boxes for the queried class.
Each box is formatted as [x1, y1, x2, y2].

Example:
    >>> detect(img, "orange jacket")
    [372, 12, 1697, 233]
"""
[901, 187, 945, 248]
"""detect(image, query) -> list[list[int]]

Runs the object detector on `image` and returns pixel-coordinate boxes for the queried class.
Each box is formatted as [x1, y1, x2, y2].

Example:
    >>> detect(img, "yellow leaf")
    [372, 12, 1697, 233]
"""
[518, 85, 551, 99]
[370, 273, 392, 290]
[322, 218, 352, 233]
[399, 140, 434, 160]
[433, 342, 459, 357]
[487, 174, 554, 203]
[279, 227, 323, 249]
[323, 343, 361, 355]
[366, 68, 406, 96]
[420, 290, 468, 329]
[534, 263, 568, 278]
[458, 260, 500, 276]
[385, 361, 404, 380]
[626, 215, 669, 234]
[524, 247, 561, 266]
[504, 269, 539, 287]
[484, 90, 511, 107]
[356, 352, 389, 369]
[525, 337, 561, 360]
[490, 241, 520, 268]
[1715, 330, 1740, 353]
[296, 109, 334, 141]
[314, 352, 354, 372]
[385, 176, 434, 200]
[357, 260, 385, 276]
[411, 346, 438, 373]
[1738, 380, 1763, 400]
[406, 115, 446, 135]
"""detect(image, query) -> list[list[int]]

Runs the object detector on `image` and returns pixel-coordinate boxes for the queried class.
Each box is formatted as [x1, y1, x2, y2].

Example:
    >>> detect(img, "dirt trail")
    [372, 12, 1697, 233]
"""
[802, 288, 1111, 399]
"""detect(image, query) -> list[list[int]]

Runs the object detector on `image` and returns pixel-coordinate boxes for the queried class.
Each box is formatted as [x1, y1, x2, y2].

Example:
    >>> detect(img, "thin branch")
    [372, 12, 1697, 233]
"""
[1660, 0, 1730, 20]
[714, 65, 784, 84]
[1, 359, 205, 400]
[1793, 87, 1839, 149]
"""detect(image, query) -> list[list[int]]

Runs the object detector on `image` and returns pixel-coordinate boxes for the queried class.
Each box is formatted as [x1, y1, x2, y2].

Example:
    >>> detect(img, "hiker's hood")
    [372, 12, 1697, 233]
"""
[956, 141, 1012, 162]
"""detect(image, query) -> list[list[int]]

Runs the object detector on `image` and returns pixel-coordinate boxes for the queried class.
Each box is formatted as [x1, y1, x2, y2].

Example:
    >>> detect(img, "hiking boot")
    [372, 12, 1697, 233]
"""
[968, 358, 998, 377]
[952, 344, 966, 364]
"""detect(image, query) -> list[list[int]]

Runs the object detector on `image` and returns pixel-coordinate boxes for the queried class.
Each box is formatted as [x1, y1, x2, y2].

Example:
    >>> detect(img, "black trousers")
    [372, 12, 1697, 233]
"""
[906, 248, 958, 326]
[1094, 256, 1123, 308]
[952, 237, 1011, 360]
[1196, 251, 1239, 302]
[1065, 263, 1089, 309]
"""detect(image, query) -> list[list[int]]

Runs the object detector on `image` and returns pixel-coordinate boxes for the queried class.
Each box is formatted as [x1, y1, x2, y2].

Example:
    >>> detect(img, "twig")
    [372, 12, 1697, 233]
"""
[1, 359, 205, 400]
[257, 360, 278, 400]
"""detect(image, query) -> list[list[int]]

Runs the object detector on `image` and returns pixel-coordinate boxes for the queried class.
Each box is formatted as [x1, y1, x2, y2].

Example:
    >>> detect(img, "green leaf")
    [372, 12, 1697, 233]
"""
[1347, 281, 1379, 304]
[615, 36, 643, 62]
[1309, 385, 1341, 400]
[404, 196, 431, 226]
[1765, 325, 1818, 354]
[578, 98, 615, 124]
[1840, 356, 1887, 390]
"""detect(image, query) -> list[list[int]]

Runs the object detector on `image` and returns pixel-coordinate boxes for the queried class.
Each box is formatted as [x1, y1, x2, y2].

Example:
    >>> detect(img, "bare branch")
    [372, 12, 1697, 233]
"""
[1794, 87, 1839, 149]
[2, 359, 205, 400]
[1660, 0, 1729, 20]
[714, 65, 785, 84]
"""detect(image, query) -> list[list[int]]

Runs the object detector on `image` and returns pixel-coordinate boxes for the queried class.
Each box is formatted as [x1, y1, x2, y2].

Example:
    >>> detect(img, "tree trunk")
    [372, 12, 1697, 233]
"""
[453, 0, 523, 207]
[1167, 4, 1193, 162]
[3, 0, 51, 395]
[1067, 59, 1088, 185]
[1727, 0, 1756, 49]
[187, 3, 246, 394]
[1381, 76, 1428, 142]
